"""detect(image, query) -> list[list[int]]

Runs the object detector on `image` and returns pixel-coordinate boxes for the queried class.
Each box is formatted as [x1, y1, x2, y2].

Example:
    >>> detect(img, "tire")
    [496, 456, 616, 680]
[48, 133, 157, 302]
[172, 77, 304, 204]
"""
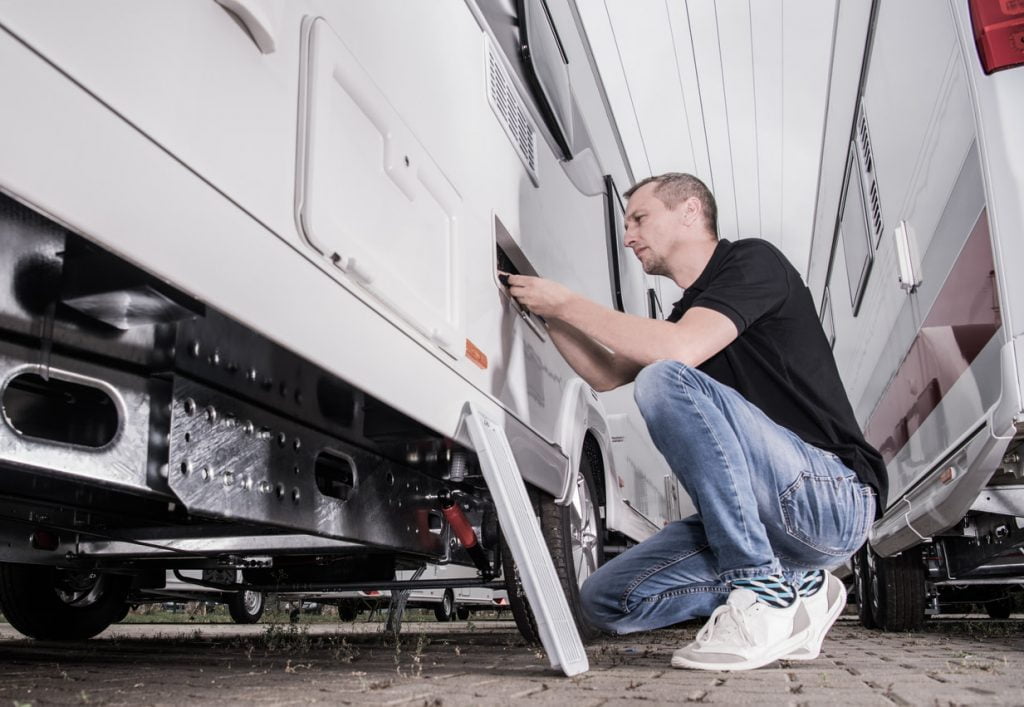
[434, 589, 455, 622]
[228, 590, 264, 624]
[852, 544, 877, 629]
[456, 605, 471, 621]
[0, 562, 131, 640]
[337, 603, 359, 622]
[866, 544, 926, 631]
[983, 594, 1014, 620]
[503, 448, 605, 643]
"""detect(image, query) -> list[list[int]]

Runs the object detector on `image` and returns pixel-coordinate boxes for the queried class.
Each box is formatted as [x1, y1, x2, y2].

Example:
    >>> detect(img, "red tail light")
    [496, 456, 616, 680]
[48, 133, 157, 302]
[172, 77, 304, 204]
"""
[969, 0, 1024, 74]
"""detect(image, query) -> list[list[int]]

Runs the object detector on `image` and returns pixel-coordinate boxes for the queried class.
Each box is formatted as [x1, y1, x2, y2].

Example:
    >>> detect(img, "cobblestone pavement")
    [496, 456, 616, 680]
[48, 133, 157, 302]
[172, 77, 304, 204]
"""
[0, 616, 1021, 705]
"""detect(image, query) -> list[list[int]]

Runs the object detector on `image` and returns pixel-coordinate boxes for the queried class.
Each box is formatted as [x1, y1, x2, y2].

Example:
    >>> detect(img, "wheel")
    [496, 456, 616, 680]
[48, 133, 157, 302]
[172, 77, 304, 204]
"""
[0, 563, 131, 640]
[456, 605, 471, 621]
[866, 544, 926, 631]
[228, 589, 264, 624]
[433, 589, 455, 622]
[852, 544, 877, 629]
[337, 603, 359, 622]
[503, 447, 605, 643]
[983, 593, 1014, 619]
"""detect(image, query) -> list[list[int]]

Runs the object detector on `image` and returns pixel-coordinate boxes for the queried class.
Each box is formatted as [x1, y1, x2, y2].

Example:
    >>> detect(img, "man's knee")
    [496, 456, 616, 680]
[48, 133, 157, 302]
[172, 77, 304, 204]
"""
[633, 360, 684, 416]
[579, 571, 624, 633]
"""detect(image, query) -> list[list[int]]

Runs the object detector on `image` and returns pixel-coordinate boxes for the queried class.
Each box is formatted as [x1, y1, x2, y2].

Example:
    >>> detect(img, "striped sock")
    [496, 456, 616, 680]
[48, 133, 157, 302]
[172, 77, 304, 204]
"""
[796, 570, 826, 598]
[732, 574, 797, 608]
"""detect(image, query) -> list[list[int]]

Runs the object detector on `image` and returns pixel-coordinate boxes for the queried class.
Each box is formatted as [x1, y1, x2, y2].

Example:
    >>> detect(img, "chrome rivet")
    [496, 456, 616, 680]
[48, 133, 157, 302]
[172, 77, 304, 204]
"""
[293, 438, 301, 452]
[223, 471, 235, 487]
[275, 483, 285, 499]
[243, 421, 254, 435]
[291, 488, 301, 504]
[189, 341, 201, 358]
[210, 351, 221, 366]
[277, 432, 287, 448]
[205, 406, 218, 424]
[241, 476, 252, 491]
[183, 398, 196, 416]
[201, 466, 211, 481]
[246, 368, 258, 383]
[258, 481, 271, 494]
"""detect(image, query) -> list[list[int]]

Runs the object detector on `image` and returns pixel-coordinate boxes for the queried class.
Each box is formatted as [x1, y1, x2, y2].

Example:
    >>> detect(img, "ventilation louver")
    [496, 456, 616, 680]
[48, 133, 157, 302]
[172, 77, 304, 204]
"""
[855, 103, 884, 247]
[486, 38, 539, 184]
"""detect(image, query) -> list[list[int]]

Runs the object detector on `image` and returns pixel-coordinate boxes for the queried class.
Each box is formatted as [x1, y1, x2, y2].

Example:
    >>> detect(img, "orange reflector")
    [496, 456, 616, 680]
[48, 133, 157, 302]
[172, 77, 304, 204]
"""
[940, 467, 958, 484]
[465, 339, 488, 369]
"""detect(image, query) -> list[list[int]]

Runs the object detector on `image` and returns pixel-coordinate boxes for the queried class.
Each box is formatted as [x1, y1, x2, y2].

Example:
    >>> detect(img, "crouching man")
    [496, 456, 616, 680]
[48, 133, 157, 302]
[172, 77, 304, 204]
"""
[505, 173, 886, 671]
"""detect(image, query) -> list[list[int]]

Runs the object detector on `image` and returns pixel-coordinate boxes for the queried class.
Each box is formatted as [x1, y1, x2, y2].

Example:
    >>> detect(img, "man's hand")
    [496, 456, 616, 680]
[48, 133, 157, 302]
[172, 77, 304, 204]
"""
[504, 273, 575, 319]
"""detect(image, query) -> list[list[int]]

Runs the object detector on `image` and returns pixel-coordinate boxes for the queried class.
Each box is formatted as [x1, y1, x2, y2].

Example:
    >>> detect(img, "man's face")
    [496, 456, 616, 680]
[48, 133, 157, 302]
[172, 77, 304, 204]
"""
[623, 183, 687, 277]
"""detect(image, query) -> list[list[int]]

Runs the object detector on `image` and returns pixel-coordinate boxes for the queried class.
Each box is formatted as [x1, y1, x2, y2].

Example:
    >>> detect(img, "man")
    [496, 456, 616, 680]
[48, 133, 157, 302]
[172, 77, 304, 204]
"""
[505, 173, 886, 671]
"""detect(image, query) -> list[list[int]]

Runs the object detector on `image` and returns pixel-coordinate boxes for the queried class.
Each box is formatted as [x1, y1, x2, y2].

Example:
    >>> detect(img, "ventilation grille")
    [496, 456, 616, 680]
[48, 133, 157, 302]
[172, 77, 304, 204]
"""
[485, 39, 539, 183]
[855, 103, 884, 246]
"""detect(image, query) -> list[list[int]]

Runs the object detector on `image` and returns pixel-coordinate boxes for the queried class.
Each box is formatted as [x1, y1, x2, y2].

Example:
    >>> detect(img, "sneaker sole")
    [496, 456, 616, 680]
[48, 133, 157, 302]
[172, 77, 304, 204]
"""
[670, 628, 812, 671]
[785, 575, 847, 661]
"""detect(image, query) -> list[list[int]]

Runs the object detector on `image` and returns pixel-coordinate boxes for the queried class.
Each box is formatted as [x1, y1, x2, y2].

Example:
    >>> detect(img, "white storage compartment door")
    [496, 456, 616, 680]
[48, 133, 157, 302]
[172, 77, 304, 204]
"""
[298, 18, 463, 357]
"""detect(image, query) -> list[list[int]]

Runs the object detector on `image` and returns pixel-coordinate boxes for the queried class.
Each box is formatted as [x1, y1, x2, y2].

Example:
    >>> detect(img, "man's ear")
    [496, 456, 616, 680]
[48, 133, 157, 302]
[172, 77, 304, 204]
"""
[682, 196, 701, 227]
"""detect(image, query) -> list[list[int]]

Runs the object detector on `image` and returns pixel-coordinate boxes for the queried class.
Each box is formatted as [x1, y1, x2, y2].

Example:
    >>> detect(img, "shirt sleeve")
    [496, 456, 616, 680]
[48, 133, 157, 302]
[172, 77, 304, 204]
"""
[690, 243, 789, 334]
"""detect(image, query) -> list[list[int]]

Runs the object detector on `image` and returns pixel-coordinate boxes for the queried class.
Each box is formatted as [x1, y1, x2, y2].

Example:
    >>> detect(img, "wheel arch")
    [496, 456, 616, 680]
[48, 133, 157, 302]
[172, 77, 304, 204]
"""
[554, 378, 613, 509]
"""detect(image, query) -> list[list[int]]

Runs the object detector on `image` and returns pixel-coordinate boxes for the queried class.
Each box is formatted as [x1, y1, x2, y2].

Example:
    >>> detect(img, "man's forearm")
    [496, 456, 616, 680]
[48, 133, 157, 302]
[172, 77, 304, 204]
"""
[557, 295, 685, 365]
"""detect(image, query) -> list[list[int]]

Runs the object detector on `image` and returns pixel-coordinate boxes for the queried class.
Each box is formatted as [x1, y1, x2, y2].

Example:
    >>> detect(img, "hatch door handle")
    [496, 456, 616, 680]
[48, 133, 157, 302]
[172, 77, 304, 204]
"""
[216, 0, 277, 54]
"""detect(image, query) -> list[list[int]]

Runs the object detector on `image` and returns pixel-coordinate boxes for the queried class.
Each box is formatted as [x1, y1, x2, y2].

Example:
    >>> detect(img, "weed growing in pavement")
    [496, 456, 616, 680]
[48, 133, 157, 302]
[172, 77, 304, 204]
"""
[411, 633, 428, 678]
[945, 654, 1008, 675]
[262, 623, 311, 653]
[327, 635, 359, 663]
[283, 659, 312, 673]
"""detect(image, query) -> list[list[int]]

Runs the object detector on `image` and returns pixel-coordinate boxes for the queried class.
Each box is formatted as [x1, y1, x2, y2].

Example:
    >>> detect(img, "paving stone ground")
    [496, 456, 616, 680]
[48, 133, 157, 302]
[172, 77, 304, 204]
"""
[0, 615, 1021, 706]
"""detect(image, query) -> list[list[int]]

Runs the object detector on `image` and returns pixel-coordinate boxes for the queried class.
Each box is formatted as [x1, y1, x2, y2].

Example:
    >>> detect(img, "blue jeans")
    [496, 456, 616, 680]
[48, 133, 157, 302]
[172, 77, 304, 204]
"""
[581, 361, 875, 634]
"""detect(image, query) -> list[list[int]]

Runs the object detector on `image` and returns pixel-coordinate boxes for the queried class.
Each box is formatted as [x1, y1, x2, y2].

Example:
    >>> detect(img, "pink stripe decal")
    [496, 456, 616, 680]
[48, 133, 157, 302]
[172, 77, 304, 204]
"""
[865, 211, 1000, 464]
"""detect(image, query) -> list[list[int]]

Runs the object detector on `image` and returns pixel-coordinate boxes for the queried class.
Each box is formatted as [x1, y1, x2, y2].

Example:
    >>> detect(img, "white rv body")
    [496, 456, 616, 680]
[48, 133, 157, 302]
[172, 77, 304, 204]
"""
[0, 0, 683, 651]
[806, 0, 1024, 622]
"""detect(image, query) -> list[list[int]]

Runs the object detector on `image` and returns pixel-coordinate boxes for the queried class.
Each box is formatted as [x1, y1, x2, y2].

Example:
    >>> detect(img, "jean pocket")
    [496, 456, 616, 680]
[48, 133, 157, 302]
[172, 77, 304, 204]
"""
[779, 472, 870, 557]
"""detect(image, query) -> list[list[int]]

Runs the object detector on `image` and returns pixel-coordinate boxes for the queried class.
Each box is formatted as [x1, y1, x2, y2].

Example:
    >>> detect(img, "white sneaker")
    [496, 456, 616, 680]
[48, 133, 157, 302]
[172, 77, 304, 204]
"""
[670, 588, 812, 671]
[786, 572, 846, 660]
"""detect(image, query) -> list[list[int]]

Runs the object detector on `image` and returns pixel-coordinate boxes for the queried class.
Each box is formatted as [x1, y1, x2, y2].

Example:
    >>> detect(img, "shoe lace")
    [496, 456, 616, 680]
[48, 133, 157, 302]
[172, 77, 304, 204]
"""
[695, 603, 755, 648]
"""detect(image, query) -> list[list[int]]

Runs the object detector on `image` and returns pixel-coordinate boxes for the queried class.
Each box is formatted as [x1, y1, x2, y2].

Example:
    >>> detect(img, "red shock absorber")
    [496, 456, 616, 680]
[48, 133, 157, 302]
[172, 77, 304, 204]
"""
[440, 491, 492, 579]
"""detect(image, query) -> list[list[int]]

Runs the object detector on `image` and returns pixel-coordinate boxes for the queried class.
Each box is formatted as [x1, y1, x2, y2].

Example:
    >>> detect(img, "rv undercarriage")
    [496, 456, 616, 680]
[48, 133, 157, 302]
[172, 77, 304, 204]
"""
[0, 191, 528, 637]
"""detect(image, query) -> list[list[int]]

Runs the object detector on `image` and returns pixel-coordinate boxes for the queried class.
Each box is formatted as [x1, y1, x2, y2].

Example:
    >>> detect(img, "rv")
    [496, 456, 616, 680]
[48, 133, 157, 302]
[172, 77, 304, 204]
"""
[0, 0, 684, 671]
[807, 0, 1024, 628]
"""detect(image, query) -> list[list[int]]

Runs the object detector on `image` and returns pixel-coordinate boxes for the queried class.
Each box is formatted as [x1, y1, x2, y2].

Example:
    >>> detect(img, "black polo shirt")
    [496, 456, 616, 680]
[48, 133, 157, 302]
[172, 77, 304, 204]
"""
[668, 238, 887, 509]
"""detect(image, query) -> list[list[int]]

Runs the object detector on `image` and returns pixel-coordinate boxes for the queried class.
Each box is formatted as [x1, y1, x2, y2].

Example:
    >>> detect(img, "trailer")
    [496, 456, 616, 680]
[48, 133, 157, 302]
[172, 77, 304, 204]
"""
[806, 0, 1024, 629]
[0, 0, 688, 673]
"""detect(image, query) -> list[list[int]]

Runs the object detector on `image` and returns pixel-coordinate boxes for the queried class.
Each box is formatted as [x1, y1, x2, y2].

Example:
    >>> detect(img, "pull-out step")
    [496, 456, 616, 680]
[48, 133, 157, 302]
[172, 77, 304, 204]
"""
[462, 403, 588, 677]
